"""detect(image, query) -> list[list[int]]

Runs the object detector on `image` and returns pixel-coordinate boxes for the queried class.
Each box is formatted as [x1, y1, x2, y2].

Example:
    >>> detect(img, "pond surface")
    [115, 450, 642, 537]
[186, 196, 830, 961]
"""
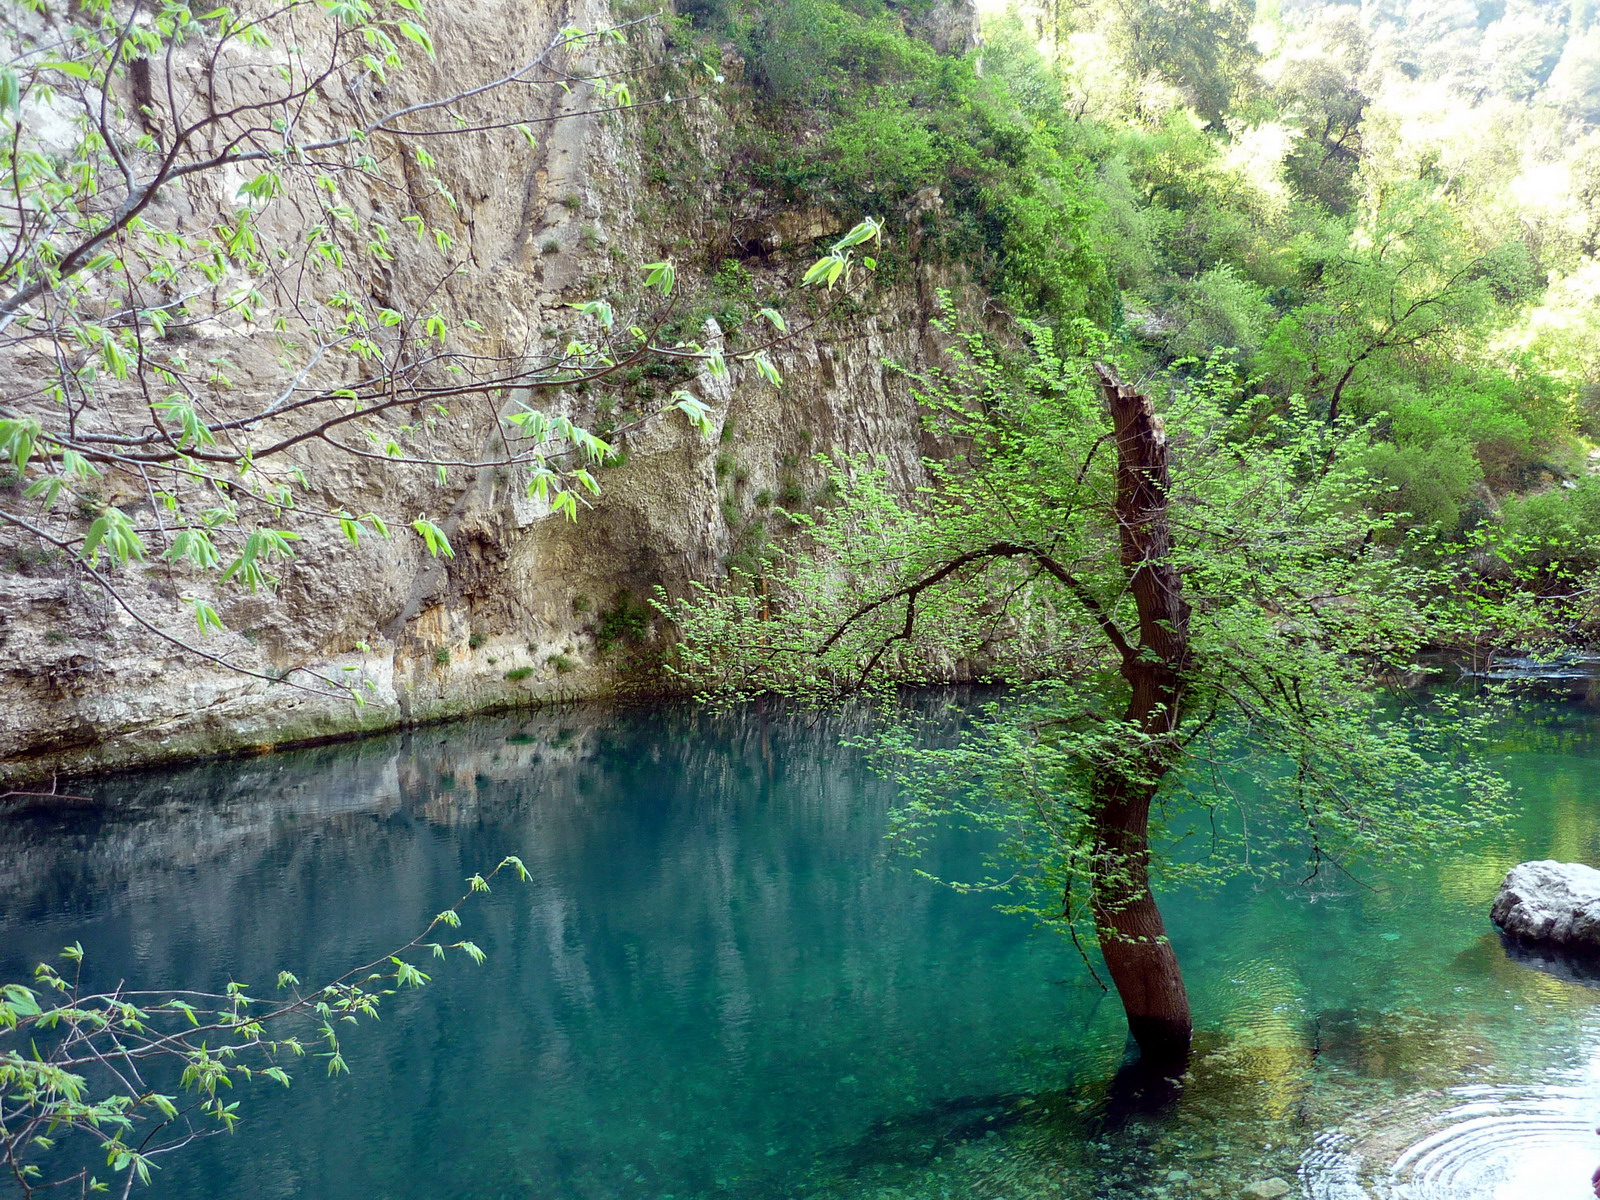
[4, 691, 1600, 1200]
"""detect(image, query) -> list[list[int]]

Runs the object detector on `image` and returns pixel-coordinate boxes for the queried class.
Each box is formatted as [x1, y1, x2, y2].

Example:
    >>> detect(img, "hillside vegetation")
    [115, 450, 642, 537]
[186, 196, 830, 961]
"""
[661, 0, 1600, 589]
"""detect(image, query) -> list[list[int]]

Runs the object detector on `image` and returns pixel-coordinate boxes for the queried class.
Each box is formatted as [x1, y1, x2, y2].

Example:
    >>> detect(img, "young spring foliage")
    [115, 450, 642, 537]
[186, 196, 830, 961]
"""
[0, 0, 882, 701]
[668, 305, 1515, 1057]
[0, 855, 532, 1200]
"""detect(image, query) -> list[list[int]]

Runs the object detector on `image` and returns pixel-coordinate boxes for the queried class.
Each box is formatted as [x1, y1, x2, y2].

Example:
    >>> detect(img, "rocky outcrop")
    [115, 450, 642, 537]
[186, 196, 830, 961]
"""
[1490, 860, 1600, 947]
[0, 0, 982, 785]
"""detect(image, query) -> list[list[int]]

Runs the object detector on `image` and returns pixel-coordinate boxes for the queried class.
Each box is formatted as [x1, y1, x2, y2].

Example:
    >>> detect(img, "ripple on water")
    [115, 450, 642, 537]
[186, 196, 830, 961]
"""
[1303, 1084, 1598, 1200]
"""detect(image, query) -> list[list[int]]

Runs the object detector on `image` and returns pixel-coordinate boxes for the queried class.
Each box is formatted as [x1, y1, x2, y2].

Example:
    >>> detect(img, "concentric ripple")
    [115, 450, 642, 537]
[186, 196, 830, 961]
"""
[1304, 1084, 1598, 1200]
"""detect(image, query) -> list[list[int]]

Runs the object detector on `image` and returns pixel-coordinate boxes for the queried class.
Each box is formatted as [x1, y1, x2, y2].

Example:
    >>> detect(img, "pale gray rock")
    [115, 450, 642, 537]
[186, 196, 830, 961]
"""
[1241, 1179, 1293, 1200]
[0, 0, 987, 785]
[1491, 860, 1600, 946]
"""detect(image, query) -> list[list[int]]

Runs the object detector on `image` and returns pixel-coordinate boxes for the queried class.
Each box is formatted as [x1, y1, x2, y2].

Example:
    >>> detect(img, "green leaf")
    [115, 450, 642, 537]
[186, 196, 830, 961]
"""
[412, 519, 455, 558]
[41, 60, 95, 81]
[801, 256, 838, 288]
[82, 508, 147, 568]
[166, 529, 221, 570]
[642, 261, 676, 296]
[396, 19, 434, 56]
[671, 390, 714, 436]
[831, 217, 883, 250]
[189, 597, 225, 635]
[153, 399, 216, 448]
[0, 416, 40, 472]
[0, 984, 40, 1018]
[566, 299, 615, 330]
[749, 353, 782, 388]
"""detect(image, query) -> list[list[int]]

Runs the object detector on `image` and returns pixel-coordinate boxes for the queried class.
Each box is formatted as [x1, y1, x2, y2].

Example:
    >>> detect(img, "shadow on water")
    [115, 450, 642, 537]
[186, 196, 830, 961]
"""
[1496, 930, 1600, 987]
[834, 1043, 1192, 1174]
[823, 990, 1600, 1200]
[827, 1028, 1304, 1197]
[839, 1088, 1036, 1171]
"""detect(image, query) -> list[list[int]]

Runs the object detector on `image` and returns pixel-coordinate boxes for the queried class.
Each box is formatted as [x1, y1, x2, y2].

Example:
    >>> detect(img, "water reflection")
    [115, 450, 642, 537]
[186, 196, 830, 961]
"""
[1304, 1082, 1599, 1200]
[2, 696, 1600, 1199]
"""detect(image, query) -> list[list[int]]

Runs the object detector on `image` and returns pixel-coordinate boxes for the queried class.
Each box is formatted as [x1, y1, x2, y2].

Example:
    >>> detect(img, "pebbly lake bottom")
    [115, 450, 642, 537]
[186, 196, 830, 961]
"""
[4, 691, 1600, 1200]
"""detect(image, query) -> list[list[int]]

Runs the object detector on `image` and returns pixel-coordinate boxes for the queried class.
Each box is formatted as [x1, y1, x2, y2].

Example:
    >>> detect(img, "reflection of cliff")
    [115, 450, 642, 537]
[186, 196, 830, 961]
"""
[0, 698, 1071, 1200]
[0, 700, 890, 918]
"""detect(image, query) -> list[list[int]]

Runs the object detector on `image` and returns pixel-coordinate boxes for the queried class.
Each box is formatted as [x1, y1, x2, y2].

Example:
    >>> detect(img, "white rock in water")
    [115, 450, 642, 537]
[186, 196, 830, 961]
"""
[1241, 1180, 1292, 1200]
[1491, 860, 1600, 946]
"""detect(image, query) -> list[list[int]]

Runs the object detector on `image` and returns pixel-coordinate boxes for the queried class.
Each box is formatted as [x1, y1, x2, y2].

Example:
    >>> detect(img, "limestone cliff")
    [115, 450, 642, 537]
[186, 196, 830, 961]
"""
[0, 0, 978, 784]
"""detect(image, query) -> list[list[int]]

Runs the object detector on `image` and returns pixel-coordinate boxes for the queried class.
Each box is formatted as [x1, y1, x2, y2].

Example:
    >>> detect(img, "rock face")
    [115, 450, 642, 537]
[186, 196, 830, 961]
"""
[1490, 860, 1600, 947]
[0, 0, 981, 785]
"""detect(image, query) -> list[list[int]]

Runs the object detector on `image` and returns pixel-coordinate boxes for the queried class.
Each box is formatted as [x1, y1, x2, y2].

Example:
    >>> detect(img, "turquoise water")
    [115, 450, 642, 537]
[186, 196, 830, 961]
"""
[3, 692, 1600, 1199]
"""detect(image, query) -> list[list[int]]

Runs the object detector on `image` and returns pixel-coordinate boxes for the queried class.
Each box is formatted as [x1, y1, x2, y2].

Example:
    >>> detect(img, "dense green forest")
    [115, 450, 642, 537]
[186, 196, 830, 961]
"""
[654, 0, 1600, 580]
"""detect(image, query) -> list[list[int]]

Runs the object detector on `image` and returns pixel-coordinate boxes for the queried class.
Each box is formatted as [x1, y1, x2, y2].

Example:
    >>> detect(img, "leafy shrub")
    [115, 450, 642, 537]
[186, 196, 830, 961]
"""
[742, 0, 941, 105]
[504, 666, 534, 681]
[713, 258, 754, 298]
[1162, 263, 1274, 363]
[1384, 370, 1571, 483]
[820, 94, 946, 208]
[1358, 436, 1484, 534]
[1499, 475, 1600, 570]
[595, 592, 653, 652]
[686, 0, 1111, 327]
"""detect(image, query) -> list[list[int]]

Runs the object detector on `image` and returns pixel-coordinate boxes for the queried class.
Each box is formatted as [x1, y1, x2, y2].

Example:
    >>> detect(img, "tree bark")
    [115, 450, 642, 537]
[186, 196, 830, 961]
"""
[1088, 364, 1193, 1067]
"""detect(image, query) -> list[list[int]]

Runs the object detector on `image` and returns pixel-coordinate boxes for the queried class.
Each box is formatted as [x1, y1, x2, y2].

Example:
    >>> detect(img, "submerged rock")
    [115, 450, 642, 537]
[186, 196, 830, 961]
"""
[1491, 860, 1600, 946]
[1241, 1179, 1292, 1199]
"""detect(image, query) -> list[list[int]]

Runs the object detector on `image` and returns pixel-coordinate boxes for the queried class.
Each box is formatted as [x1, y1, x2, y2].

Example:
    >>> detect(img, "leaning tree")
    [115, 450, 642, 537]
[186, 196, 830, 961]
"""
[670, 312, 1511, 1065]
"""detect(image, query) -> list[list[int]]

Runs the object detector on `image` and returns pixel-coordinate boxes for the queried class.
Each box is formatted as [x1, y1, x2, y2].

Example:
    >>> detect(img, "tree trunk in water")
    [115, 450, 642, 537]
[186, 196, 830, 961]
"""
[1089, 364, 1194, 1067]
[1090, 775, 1191, 1065]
